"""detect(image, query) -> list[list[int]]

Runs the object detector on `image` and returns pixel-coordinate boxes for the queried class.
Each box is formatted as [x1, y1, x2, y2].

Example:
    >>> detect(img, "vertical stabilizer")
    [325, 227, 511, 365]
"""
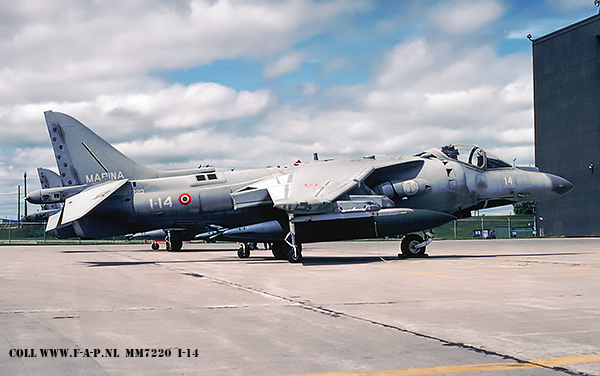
[37, 167, 63, 210]
[38, 167, 63, 189]
[44, 111, 159, 186]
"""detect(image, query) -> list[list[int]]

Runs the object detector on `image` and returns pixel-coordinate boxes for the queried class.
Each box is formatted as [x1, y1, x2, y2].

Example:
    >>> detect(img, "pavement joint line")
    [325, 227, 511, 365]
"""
[180, 268, 594, 376]
[116, 248, 598, 376]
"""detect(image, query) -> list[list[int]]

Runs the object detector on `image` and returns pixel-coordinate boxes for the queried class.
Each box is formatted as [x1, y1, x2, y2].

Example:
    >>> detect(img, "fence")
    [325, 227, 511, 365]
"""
[0, 221, 129, 244]
[1, 221, 48, 244]
[2, 215, 538, 244]
[434, 216, 537, 239]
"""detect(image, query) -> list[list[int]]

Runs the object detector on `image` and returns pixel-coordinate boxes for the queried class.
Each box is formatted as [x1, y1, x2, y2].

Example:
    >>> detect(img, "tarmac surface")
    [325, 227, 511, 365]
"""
[1, 238, 599, 376]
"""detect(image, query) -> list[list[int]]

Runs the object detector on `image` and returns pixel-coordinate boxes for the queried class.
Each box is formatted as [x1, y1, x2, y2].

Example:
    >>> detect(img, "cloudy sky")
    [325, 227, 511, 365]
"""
[0, 0, 596, 219]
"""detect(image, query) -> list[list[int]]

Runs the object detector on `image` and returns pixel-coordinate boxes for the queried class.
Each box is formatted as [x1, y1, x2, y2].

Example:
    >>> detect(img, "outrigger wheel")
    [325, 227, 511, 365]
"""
[287, 244, 302, 263]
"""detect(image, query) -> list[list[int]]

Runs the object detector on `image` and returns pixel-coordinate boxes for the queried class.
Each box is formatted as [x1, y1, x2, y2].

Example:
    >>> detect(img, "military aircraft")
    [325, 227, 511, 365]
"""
[27, 111, 573, 262]
[24, 168, 63, 221]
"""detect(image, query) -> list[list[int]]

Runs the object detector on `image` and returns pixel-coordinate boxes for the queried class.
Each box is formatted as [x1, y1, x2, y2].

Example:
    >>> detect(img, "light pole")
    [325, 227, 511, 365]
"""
[17, 185, 20, 227]
[24, 172, 27, 219]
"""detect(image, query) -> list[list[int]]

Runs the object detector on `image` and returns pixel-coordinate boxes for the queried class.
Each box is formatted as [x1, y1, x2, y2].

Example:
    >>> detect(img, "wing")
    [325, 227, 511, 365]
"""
[274, 159, 374, 211]
[232, 157, 400, 214]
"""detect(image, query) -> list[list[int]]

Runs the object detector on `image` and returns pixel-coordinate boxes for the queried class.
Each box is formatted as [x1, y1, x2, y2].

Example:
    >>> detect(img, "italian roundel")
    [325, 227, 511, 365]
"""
[179, 193, 192, 205]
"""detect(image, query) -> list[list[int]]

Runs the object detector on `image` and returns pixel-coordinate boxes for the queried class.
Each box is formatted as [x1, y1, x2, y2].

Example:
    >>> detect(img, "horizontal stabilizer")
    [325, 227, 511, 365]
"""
[46, 179, 129, 232]
[25, 208, 61, 222]
[46, 211, 63, 232]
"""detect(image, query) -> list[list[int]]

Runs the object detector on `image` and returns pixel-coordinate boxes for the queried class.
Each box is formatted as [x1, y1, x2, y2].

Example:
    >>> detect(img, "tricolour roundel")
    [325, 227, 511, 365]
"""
[179, 193, 192, 205]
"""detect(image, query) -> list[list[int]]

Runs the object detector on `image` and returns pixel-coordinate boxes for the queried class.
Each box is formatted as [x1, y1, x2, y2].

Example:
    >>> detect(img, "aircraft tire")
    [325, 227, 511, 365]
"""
[237, 244, 250, 258]
[151, 241, 159, 251]
[287, 248, 302, 263]
[271, 242, 290, 260]
[400, 234, 426, 258]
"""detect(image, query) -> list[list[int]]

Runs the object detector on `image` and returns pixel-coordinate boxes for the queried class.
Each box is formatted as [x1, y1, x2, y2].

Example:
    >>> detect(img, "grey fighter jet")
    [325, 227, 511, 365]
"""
[24, 168, 63, 221]
[28, 111, 573, 262]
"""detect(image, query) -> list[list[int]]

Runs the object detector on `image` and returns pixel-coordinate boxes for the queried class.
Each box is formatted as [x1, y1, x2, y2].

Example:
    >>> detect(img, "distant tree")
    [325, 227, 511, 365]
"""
[513, 201, 536, 215]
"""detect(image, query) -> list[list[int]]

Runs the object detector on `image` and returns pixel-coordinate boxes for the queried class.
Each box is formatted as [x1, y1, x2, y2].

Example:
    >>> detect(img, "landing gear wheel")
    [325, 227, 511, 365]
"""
[400, 234, 427, 258]
[271, 241, 291, 260]
[151, 240, 159, 251]
[237, 243, 251, 259]
[287, 245, 302, 263]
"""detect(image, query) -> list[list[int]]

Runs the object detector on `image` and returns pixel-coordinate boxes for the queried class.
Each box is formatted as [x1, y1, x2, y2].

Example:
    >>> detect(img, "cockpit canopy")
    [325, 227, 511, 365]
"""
[416, 144, 512, 170]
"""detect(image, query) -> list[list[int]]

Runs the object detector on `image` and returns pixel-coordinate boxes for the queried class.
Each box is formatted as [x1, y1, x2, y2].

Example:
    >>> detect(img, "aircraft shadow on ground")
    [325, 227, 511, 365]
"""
[270, 252, 586, 266]
[425, 252, 583, 260]
[64, 247, 234, 255]
[82, 258, 246, 267]
[80, 251, 585, 267]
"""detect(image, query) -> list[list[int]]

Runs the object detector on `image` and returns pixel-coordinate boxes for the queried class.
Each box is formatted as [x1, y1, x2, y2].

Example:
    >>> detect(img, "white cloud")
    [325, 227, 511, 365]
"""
[299, 82, 320, 97]
[0, 0, 362, 105]
[375, 38, 431, 88]
[98, 82, 274, 130]
[0, 0, 579, 218]
[429, 0, 504, 35]
[263, 52, 306, 78]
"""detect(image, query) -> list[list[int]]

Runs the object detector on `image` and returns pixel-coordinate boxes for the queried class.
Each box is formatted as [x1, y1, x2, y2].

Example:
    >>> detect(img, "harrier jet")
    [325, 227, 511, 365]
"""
[27, 111, 573, 262]
[24, 168, 63, 221]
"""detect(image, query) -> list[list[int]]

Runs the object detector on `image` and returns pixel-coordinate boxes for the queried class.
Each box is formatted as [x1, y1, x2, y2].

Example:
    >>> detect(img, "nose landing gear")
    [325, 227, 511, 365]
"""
[399, 229, 434, 258]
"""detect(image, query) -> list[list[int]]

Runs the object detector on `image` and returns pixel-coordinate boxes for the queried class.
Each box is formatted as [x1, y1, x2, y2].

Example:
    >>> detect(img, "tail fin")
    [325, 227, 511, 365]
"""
[44, 111, 159, 186]
[37, 167, 63, 210]
[37, 167, 63, 189]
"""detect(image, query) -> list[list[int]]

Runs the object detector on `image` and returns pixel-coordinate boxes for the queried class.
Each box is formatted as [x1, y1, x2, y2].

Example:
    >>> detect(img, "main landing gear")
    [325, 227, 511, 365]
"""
[236, 241, 301, 263]
[399, 229, 434, 258]
[165, 230, 183, 252]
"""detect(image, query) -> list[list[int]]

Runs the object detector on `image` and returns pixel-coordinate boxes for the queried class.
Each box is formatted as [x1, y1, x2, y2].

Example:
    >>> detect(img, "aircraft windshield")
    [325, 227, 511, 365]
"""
[438, 144, 511, 170]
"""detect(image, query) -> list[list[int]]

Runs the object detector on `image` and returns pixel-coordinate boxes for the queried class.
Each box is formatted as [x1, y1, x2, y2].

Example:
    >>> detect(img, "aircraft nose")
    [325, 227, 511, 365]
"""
[548, 174, 574, 196]
[25, 190, 42, 204]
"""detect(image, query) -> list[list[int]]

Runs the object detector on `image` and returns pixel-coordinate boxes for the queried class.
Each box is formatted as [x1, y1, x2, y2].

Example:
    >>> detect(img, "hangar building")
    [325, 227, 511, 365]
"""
[533, 14, 600, 236]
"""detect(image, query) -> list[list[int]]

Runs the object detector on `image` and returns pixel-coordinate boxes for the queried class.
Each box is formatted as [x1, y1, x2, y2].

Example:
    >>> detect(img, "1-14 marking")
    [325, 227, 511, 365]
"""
[149, 196, 172, 209]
